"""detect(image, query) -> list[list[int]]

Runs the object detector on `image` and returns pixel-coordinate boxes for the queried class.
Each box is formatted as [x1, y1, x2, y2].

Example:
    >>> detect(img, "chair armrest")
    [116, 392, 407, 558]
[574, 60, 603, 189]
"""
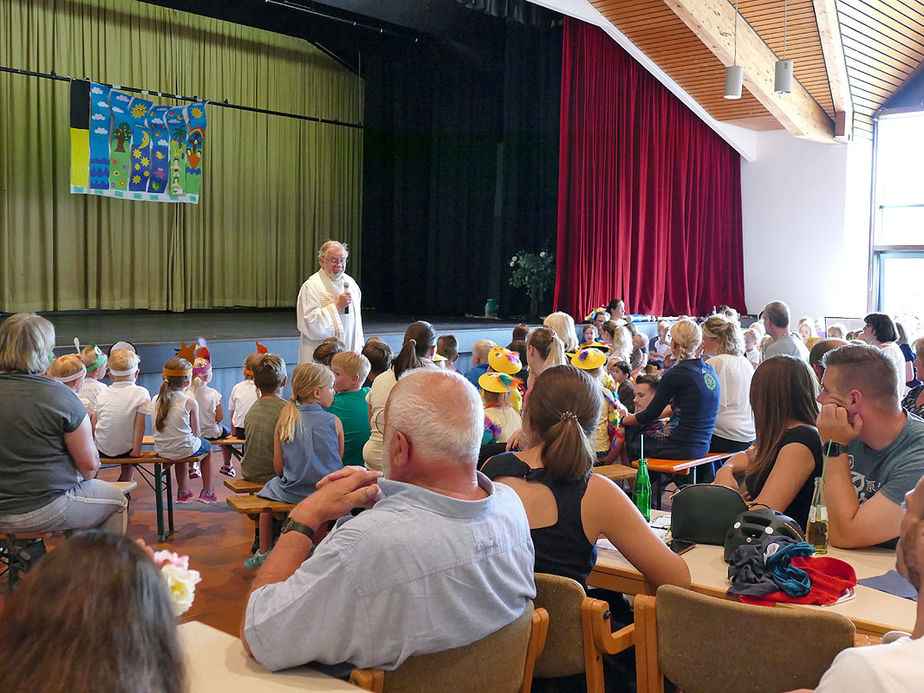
[349, 668, 384, 692]
[581, 597, 635, 656]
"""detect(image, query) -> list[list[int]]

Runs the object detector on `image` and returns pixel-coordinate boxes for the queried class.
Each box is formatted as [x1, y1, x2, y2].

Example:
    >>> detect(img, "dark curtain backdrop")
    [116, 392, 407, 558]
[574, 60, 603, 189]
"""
[555, 18, 746, 318]
[361, 22, 561, 317]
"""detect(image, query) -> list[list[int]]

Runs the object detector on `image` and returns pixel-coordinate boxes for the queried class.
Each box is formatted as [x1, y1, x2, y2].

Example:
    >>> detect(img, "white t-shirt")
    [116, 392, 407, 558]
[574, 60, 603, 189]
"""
[485, 406, 522, 444]
[880, 342, 907, 398]
[193, 384, 223, 439]
[363, 369, 398, 471]
[78, 378, 108, 414]
[94, 381, 152, 456]
[152, 392, 202, 460]
[707, 353, 756, 443]
[229, 379, 259, 429]
[815, 633, 924, 692]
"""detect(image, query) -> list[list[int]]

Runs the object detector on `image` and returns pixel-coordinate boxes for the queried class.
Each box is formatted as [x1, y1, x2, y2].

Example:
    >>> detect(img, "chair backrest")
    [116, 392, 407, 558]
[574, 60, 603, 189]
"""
[654, 585, 856, 693]
[353, 601, 547, 693]
[532, 572, 588, 678]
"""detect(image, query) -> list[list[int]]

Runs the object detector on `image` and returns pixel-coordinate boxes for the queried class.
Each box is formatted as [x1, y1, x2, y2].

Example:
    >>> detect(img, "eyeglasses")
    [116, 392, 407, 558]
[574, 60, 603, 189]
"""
[324, 256, 348, 266]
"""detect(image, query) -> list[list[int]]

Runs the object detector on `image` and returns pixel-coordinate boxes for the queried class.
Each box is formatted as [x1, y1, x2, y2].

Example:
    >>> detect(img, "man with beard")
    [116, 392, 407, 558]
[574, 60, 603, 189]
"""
[241, 368, 535, 675]
[296, 240, 364, 364]
[799, 473, 924, 692]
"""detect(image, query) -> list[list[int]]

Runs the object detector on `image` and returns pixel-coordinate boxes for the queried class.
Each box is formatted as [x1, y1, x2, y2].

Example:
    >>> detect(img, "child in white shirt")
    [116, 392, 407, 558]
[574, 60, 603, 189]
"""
[48, 355, 87, 395]
[190, 356, 234, 477]
[77, 344, 108, 414]
[93, 348, 151, 482]
[228, 352, 261, 439]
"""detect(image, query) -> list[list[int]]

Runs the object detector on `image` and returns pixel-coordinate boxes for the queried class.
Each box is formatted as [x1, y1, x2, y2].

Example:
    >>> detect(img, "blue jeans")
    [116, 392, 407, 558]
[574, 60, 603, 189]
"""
[0, 479, 128, 535]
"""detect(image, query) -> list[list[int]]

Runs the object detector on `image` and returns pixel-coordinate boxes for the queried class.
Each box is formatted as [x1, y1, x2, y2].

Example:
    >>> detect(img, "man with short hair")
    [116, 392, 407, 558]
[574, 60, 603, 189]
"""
[296, 240, 363, 364]
[242, 369, 535, 674]
[816, 344, 924, 548]
[808, 338, 848, 383]
[761, 300, 809, 362]
[465, 338, 496, 388]
[796, 474, 924, 692]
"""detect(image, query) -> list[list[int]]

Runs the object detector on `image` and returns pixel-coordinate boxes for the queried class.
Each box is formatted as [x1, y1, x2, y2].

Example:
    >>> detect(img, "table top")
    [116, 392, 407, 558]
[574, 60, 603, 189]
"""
[589, 513, 916, 637]
[179, 621, 358, 692]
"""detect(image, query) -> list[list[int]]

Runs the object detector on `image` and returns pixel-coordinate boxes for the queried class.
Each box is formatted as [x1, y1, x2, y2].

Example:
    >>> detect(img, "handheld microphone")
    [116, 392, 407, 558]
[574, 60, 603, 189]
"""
[344, 281, 350, 314]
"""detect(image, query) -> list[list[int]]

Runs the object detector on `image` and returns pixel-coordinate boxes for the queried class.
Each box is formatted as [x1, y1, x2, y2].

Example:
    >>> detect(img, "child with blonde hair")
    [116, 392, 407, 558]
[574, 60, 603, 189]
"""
[151, 358, 215, 503]
[229, 352, 261, 439]
[325, 351, 371, 467]
[48, 355, 86, 395]
[190, 355, 234, 478]
[76, 344, 108, 413]
[479, 372, 522, 444]
[248, 362, 343, 569]
[571, 348, 627, 464]
[93, 348, 151, 483]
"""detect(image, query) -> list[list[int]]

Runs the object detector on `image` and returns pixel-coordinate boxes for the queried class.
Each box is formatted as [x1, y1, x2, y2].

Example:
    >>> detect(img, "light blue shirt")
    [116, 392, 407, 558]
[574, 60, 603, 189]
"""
[244, 472, 536, 672]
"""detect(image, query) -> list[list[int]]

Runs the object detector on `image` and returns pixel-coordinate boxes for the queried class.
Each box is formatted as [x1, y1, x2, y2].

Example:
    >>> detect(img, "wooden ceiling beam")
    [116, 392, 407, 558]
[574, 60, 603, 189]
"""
[813, 0, 853, 139]
[661, 0, 835, 142]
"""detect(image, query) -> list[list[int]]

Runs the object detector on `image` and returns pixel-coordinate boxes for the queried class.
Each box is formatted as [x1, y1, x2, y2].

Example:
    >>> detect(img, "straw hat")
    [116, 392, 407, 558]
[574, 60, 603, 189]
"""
[488, 346, 522, 375]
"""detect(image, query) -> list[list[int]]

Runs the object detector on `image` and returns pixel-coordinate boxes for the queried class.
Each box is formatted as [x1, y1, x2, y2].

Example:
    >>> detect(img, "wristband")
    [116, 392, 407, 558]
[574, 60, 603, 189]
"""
[280, 518, 316, 541]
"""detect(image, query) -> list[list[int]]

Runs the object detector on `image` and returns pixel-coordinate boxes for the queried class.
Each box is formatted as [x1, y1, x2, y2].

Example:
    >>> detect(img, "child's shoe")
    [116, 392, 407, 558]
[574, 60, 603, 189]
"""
[244, 549, 270, 570]
[198, 488, 219, 504]
[188, 461, 201, 479]
[176, 489, 195, 504]
[219, 463, 237, 478]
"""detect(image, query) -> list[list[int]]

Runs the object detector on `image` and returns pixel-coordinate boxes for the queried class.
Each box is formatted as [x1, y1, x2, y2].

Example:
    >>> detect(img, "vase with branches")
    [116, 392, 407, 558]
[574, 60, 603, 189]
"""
[508, 250, 556, 318]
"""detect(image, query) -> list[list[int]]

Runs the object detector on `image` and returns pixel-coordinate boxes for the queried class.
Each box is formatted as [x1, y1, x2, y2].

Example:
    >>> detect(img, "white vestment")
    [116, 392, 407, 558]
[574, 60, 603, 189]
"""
[296, 270, 364, 364]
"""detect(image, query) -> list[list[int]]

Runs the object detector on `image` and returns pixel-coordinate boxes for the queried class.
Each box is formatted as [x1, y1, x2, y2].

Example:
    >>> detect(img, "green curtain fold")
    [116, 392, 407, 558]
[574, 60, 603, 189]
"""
[0, 0, 363, 312]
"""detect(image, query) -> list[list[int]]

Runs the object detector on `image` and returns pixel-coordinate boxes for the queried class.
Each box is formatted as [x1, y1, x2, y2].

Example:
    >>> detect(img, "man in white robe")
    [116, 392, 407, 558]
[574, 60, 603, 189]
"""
[296, 240, 364, 364]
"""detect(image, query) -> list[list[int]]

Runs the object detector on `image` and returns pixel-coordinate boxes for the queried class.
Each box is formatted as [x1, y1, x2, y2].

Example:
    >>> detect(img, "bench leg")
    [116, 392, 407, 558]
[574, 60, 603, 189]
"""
[165, 463, 175, 539]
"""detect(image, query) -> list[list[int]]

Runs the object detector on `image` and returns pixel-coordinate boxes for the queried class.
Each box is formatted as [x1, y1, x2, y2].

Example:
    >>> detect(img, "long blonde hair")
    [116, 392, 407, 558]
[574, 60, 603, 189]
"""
[190, 357, 211, 396]
[277, 362, 334, 443]
[155, 358, 191, 432]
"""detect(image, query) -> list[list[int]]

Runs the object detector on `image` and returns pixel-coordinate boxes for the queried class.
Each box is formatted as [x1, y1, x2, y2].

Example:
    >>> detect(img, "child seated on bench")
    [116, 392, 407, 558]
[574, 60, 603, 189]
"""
[191, 354, 235, 478]
[240, 353, 288, 485]
[92, 348, 151, 483]
[326, 351, 371, 468]
[77, 344, 108, 415]
[229, 352, 261, 439]
[48, 355, 87, 395]
[152, 357, 215, 504]
[247, 362, 344, 569]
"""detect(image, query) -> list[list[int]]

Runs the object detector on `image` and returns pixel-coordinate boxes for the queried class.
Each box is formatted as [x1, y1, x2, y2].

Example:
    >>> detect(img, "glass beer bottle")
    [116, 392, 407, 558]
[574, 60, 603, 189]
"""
[633, 457, 651, 522]
[807, 477, 828, 554]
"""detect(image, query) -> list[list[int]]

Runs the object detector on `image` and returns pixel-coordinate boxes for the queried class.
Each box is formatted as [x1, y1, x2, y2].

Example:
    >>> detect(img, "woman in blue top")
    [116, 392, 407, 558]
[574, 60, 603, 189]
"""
[621, 318, 720, 461]
[247, 361, 344, 569]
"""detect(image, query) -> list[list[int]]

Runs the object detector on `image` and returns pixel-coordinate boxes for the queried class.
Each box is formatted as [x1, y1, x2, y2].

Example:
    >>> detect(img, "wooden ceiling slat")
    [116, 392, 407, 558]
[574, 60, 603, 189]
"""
[841, 33, 922, 71]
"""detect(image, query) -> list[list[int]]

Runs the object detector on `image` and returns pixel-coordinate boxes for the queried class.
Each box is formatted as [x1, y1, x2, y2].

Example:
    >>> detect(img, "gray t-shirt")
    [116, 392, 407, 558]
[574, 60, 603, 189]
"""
[761, 332, 809, 362]
[0, 374, 88, 515]
[241, 396, 286, 484]
[847, 413, 924, 507]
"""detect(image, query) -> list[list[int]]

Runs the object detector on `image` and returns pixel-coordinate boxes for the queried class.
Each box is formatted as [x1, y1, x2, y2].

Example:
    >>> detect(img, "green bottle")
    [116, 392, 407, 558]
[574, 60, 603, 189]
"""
[633, 457, 651, 522]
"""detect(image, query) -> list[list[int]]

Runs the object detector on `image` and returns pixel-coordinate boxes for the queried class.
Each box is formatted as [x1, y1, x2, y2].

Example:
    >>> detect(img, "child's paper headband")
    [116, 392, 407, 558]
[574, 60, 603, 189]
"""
[74, 338, 106, 371]
[52, 365, 87, 384]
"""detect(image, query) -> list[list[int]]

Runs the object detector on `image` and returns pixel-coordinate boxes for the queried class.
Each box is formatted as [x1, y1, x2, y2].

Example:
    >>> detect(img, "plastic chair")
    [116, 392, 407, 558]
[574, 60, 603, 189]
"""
[634, 585, 857, 693]
[350, 600, 548, 693]
[532, 573, 636, 693]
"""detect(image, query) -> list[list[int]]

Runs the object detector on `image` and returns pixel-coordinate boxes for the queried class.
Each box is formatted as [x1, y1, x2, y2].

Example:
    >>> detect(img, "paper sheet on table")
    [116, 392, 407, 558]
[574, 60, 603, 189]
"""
[597, 518, 670, 552]
[858, 570, 918, 601]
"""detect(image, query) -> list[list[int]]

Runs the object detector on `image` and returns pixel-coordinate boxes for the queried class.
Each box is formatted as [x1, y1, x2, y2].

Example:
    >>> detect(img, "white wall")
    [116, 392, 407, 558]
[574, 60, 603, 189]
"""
[741, 130, 872, 321]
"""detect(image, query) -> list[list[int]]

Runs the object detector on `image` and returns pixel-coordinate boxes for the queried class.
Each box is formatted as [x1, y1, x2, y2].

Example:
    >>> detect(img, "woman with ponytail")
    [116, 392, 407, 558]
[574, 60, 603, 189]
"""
[481, 365, 689, 591]
[362, 321, 438, 471]
[247, 361, 344, 569]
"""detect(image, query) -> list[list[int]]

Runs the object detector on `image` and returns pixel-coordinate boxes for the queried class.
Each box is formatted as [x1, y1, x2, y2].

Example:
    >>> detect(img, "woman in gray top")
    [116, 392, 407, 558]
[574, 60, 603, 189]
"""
[0, 314, 127, 535]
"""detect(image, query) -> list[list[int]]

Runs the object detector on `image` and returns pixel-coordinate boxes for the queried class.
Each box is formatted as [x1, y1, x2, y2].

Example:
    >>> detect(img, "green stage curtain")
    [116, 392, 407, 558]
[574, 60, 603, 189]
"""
[0, 0, 363, 312]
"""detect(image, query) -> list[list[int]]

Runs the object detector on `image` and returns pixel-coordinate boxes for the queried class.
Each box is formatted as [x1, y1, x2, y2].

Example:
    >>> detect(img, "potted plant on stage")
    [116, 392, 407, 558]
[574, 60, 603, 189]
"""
[508, 250, 555, 319]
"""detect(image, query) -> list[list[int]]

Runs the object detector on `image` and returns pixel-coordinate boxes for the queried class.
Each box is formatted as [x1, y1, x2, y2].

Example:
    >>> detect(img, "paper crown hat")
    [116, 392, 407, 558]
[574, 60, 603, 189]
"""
[488, 346, 522, 375]
[256, 340, 268, 354]
[570, 348, 607, 370]
[479, 371, 519, 394]
[584, 305, 609, 321]
[432, 353, 447, 363]
[73, 338, 106, 371]
[176, 338, 211, 365]
[583, 341, 612, 354]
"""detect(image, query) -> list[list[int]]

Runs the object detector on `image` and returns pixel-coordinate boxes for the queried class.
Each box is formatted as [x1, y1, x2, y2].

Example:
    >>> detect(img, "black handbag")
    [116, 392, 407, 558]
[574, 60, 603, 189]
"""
[670, 484, 748, 545]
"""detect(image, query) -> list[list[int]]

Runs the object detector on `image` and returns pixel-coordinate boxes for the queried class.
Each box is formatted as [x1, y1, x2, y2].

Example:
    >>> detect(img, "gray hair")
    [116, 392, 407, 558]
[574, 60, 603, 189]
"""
[385, 369, 483, 465]
[762, 300, 791, 329]
[0, 313, 55, 374]
[318, 240, 348, 261]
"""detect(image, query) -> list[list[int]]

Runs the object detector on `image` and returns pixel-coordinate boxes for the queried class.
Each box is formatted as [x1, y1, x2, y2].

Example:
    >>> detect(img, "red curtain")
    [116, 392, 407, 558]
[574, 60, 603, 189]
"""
[555, 18, 746, 318]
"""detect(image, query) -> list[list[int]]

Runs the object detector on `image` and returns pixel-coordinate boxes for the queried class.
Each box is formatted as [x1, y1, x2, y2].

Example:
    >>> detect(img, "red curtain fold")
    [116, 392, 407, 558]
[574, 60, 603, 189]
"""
[555, 18, 746, 318]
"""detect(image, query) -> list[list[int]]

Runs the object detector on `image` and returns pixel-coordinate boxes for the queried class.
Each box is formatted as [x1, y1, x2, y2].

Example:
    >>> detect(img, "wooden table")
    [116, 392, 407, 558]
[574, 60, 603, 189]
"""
[179, 621, 358, 692]
[588, 514, 916, 637]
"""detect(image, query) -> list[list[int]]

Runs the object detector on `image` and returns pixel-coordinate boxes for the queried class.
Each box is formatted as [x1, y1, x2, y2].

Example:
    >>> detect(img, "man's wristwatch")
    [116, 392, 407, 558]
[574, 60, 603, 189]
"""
[280, 518, 316, 542]
[825, 441, 848, 457]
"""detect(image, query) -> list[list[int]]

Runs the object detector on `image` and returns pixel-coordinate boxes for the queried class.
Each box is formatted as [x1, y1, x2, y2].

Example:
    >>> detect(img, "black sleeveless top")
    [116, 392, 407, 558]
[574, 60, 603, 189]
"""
[481, 452, 597, 587]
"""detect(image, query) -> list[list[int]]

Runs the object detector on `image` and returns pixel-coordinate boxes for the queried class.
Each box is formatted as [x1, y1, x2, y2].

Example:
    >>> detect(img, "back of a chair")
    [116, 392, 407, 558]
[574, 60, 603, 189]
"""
[532, 573, 588, 678]
[654, 585, 856, 693]
[367, 601, 545, 693]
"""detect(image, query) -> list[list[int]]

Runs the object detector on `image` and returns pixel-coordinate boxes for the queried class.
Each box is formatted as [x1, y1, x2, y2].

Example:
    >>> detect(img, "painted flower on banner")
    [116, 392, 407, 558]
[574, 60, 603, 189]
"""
[133, 148, 142, 158]
[131, 104, 147, 118]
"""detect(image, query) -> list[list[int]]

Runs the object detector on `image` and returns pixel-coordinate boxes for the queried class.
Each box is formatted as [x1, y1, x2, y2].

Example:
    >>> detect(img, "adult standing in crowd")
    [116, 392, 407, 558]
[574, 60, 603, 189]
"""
[862, 312, 906, 398]
[296, 241, 363, 364]
[0, 314, 127, 535]
[760, 300, 809, 363]
[701, 316, 755, 456]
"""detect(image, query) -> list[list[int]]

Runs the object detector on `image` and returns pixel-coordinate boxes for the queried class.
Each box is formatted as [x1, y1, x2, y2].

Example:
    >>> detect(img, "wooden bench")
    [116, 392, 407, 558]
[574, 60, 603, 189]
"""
[101, 451, 208, 541]
[224, 478, 264, 494]
[593, 464, 638, 484]
[144, 434, 245, 460]
[226, 495, 295, 515]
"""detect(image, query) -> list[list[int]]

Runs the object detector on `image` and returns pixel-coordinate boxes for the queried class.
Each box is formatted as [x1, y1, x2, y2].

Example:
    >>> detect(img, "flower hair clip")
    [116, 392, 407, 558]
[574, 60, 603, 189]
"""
[560, 410, 577, 422]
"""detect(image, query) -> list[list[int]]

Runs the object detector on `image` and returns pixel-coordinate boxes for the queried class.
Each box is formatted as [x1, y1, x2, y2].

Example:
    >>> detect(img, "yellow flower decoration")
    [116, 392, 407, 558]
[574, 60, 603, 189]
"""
[134, 162, 140, 171]
[132, 174, 141, 184]
[140, 157, 149, 167]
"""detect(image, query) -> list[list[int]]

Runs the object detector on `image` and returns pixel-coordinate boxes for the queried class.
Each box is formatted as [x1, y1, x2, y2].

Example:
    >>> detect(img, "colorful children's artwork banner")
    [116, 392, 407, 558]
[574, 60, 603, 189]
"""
[70, 80, 207, 203]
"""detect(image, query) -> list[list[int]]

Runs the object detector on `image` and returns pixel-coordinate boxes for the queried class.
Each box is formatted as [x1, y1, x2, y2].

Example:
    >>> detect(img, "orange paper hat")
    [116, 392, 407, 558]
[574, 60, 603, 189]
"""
[256, 340, 268, 354]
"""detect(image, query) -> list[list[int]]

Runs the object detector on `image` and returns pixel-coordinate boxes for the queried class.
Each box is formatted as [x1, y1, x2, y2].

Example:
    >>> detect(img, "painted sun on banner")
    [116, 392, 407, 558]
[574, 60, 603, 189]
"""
[69, 80, 207, 203]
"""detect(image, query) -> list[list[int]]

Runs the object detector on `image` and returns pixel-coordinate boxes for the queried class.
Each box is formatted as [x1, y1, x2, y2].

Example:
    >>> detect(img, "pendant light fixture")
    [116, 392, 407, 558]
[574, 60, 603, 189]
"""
[774, 0, 794, 94]
[724, 0, 743, 99]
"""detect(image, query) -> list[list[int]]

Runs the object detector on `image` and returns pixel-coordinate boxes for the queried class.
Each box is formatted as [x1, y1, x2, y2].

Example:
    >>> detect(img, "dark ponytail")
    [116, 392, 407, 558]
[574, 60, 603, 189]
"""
[393, 321, 437, 379]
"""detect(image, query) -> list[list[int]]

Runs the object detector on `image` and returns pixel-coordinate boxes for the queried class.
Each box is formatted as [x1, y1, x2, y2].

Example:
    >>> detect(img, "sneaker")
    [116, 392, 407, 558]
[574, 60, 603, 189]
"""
[188, 461, 201, 480]
[244, 549, 270, 570]
[176, 489, 195, 504]
[198, 488, 219, 504]
[219, 464, 237, 478]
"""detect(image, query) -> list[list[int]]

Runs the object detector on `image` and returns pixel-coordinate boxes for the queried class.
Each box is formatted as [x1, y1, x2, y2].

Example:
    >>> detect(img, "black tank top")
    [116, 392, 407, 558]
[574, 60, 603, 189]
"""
[482, 452, 597, 587]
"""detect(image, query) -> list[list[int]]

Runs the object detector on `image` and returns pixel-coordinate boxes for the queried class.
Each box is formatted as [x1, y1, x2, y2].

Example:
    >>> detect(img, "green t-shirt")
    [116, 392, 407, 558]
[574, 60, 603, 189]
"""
[325, 388, 371, 468]
[241, 396, 286, 484]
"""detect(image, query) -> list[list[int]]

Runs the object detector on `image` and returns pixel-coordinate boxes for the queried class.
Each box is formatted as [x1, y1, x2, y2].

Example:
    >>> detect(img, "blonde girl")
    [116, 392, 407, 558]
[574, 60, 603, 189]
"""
[190, 356, 234, 478]
[77, 344, 108, 414]
[48, 354, 86, 395]
[248, 362, 344, 569]
[151, 358, 214, 503]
